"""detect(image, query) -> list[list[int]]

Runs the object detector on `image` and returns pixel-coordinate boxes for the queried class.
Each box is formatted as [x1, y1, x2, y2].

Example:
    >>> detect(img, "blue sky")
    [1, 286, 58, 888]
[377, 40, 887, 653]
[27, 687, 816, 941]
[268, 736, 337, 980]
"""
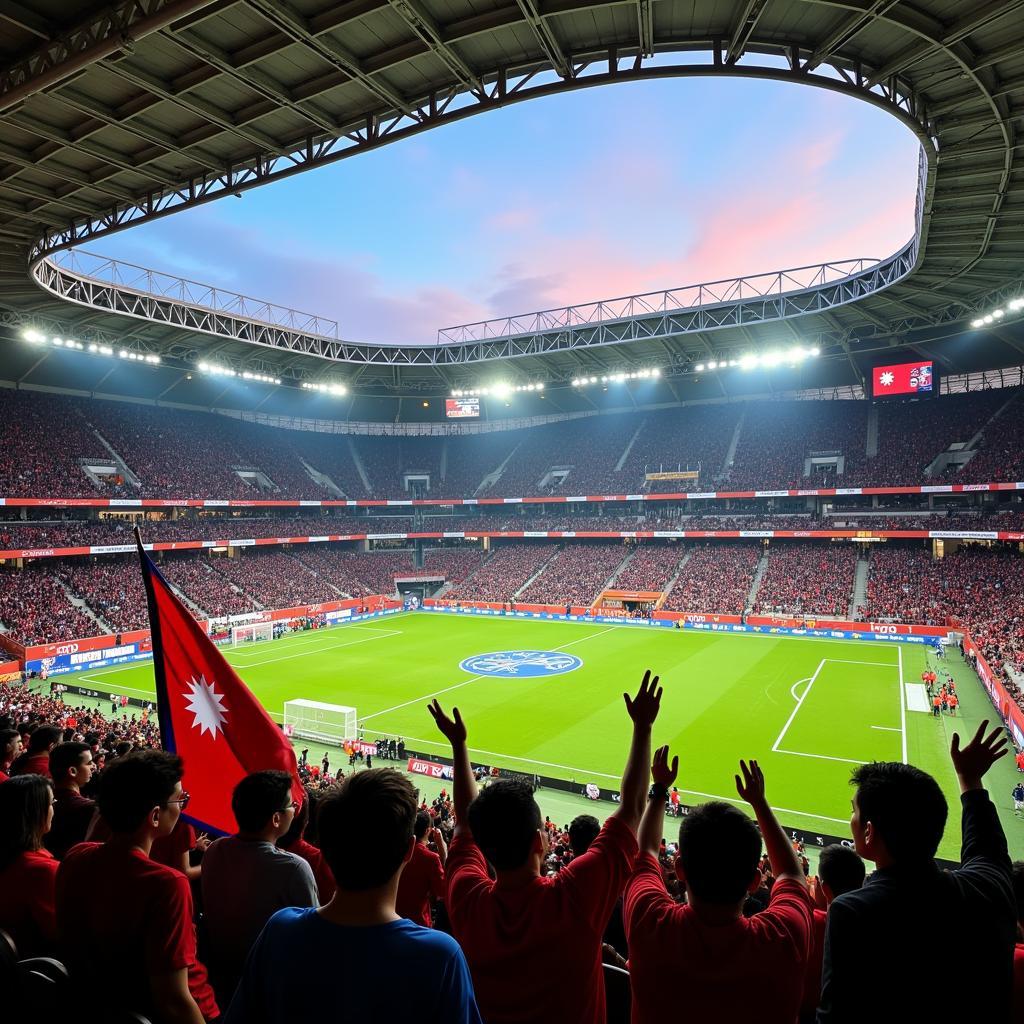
[94, 76, 920, 345]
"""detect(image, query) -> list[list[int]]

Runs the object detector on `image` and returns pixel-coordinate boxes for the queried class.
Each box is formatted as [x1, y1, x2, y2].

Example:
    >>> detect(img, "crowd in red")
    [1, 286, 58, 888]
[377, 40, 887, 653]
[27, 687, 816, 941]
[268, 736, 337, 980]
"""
[612, 545, 686, 591]
[661, 543, 761, 614]
[0, 565, 97, 646]
[444, 544, 554, 603]
[518, 544, 628, 605]
[754, 543, 859, 618]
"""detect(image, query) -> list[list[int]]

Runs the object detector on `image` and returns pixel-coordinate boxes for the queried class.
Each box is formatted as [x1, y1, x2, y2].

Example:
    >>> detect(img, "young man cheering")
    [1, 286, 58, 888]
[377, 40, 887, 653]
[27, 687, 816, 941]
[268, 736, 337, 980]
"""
[428, 669, 663, 1024]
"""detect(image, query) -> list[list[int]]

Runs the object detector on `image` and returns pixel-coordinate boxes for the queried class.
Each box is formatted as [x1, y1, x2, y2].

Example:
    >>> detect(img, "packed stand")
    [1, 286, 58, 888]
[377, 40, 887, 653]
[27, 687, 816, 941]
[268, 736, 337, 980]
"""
[727, 400, 869, 490]
[620, 404, 742, 492]
[517, 544, 627, 605]
[211, 551, 341, 608]
[159, 558, 257, 619]
[612, 544, 686, 591]
[662, 542, 761, 614]
[441, 433, 518, 496]
[958, 392, 1024, 484]
[444, 544, 554, 603]
[0, 565, 98, 646]
[352, 436, 444, 498]
[754, 542, 858, 617]
[421, 548, 485, 583]
[59, 560, 149, 631]
[293, 548, 415, 597]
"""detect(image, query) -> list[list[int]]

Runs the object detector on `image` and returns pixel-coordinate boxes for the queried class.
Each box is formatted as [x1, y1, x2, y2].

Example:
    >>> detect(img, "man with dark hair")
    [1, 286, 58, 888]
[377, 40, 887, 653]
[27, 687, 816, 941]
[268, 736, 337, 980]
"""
[801, 845, 864, 1022]
[625, 749, 812, 1022]
[226, 769, 480, 1023]
[11, 724, 62, 777]
[202, 770, 317, 1002]
[818, 722, 1015, 1021]
[568, 814, 600, 857]
[45, 741, 96, 860]
[55, 750, 218, 1023]
[428, 669, 663, 1024]
[396, 809, 446, 926]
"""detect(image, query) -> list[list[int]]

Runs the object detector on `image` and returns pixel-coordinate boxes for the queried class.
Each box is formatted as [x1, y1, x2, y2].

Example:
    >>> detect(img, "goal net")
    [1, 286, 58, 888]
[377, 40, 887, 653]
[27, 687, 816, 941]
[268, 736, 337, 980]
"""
[231, 621, 275, 646]
[283, 699, 358, 745]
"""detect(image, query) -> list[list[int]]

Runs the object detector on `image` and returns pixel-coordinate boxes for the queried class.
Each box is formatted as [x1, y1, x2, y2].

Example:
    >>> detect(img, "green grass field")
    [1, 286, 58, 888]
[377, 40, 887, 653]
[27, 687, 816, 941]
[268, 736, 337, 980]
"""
[65, 611, 1023, 861]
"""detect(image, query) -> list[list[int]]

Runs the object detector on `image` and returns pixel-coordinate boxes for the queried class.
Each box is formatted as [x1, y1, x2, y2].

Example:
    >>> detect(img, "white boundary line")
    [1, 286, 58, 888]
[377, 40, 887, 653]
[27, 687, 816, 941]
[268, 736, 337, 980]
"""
[789, 677, 811, 702]
[360, 624, 619, 724]
[236, 630, 403, 669]
[827, 659, 900, 667]
[772, 659, 826, 753]
[395, 733, 851, 826]
[872, 725, 901, 732]
[774, 747, 868, 765]
[898, 644, 908, 763]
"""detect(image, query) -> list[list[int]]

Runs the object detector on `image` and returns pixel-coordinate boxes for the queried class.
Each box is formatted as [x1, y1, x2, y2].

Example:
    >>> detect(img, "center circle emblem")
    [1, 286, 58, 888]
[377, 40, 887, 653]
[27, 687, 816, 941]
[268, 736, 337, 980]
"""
[459, 650, 583, 678]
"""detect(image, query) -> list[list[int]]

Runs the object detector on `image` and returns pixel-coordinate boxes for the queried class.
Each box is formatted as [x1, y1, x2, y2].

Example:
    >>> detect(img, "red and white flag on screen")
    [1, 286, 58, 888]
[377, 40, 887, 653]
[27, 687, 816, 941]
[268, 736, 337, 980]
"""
[135, 531, 302, 834]
[872, 361, 934, 397]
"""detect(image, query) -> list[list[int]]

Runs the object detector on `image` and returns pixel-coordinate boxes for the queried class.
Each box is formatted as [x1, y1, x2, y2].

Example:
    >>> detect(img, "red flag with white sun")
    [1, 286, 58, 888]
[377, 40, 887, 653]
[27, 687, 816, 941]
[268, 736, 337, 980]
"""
[135, 532, 302, 834]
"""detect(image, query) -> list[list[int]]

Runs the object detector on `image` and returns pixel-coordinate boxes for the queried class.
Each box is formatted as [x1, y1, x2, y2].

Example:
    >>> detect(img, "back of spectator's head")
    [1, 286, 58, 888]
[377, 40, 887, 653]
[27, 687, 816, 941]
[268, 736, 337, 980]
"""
[27, 724, 62, 754]
[677, 801, 762, 905]
[0, 774, 53, 869]
[568, 814, 600, 856]
[278, 788, 310, 849]
[97, 750, 183, 834]
[49, 741, 92, 786]
[1013, 862, 1024, 926]
[850, 762, 947, 862]
[414, 809, 431, 841]
[467, 779, 543, 871]
[318, 769, 416, 891]
[231, 770, 295, 834]
[817, 844, 866, 900]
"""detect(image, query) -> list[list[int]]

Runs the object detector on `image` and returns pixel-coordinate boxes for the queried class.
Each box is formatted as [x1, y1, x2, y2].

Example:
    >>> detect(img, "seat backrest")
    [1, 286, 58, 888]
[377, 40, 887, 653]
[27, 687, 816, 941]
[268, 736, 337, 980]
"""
[603, 962, 631, 1024]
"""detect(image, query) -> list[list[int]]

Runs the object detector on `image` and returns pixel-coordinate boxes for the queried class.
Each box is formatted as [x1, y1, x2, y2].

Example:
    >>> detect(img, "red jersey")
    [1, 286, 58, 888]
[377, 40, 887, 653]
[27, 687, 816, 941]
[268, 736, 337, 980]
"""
[17, 752, 52, 777]
[396, 841, 445, 927]
[1014, 943, 1024, 1021]
[288, 838, 337, 903]
[150, 818, 196, 873]
[56, 843, 218, 1020]
[625, 856, 812, 1024]
[0, 849, 58, 957]
[447, 815, 637, 1024]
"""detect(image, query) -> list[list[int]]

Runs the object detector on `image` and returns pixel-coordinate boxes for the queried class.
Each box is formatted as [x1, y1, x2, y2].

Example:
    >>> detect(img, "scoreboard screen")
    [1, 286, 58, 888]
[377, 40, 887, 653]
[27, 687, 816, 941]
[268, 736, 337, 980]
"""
[445, 396, 480, 419]
[872, 360, 935, 398]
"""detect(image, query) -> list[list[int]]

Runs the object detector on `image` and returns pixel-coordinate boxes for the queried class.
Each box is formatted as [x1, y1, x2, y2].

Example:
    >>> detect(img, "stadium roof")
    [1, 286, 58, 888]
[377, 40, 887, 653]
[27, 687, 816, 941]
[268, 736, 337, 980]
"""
[0, 0, 1022, 410]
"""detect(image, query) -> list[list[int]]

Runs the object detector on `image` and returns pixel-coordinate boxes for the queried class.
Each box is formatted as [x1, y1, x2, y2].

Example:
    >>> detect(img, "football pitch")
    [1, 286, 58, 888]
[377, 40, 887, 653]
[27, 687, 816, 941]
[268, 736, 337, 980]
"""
[67, 611, 1023, 861]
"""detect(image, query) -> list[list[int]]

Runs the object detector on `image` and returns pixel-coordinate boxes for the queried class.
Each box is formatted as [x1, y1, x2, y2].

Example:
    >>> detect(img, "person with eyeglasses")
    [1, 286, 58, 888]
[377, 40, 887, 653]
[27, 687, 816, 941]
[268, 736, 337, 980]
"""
[201, 770, 318, 1006]
[54, 749, 219, 1023]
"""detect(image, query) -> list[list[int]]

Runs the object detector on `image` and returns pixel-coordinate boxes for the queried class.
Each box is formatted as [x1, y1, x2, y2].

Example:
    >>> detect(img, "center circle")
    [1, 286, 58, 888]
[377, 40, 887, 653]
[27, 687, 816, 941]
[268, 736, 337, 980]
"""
[459, 650, 584, 678]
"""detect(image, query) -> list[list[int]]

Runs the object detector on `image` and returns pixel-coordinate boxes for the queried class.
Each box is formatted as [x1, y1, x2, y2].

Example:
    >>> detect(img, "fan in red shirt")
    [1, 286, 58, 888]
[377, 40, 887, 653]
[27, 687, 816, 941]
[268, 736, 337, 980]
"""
[396, 811, 447, 926]
[56, 750, 219, 1023]
[278, 790, 337, 902]
[0, 728, 22, 783]
[800, 845, 865, 1022]
[427, 669, 664, 1024]
[0, 774, 59, 958]
[625, 750, 813, 1024]
[10, 724, 62, 778]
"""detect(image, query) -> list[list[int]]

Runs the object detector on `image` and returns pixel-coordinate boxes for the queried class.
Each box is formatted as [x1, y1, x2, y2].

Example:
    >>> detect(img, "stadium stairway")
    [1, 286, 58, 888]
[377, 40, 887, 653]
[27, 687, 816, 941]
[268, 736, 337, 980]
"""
[850, 556, 870, 619]
[615, 417, 647, 472]
[349, 438, 373, 494]
[721, 411, 745, 480]
[478, 441, 522, 494]
[513, 545, 563, 598]
[745, 548, 770, 610]
[56, 577, 111, 634]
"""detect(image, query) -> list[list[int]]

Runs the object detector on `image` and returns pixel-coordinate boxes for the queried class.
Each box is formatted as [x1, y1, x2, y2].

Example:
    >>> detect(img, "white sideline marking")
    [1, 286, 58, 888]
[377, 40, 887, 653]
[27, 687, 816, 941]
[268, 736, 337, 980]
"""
[871, 726, 901, 732]
[827, 659, 900, 667]
[775, 747, 868, 765]
[230, 623, 403, 657]
[898, 645, 908, 764]
[392, 734, 850, 826]
[236, 630, 403, 669]
[772, 659, 826, 753]
[359, 625, 619, 724]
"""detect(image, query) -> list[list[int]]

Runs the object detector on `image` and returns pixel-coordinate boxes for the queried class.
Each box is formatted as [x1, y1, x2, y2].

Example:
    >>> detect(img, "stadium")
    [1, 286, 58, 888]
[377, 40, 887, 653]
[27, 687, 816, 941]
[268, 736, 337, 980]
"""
[1, 1, 1023, 1021]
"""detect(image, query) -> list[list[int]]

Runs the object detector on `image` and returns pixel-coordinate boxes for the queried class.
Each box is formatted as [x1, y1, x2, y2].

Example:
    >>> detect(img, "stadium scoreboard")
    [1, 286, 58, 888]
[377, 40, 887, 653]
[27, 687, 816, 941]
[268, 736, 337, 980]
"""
[445, 396, 480, 418]
[872, 360, 935, 399]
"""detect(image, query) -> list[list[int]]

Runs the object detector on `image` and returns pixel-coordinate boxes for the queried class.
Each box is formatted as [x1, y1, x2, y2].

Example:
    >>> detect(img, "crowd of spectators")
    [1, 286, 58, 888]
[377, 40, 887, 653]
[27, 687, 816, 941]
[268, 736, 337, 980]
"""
[421, 548, 485, 584]
[0, 565, 98, 646]
[210, 552, 340, 609]
[59, 560, 150, 631]
[754, 542, 858, 618]
[159, 559, 257, 619]
[517, 544, 628, 605]
[293, 548, 415, 597]
[612, 544, 686, 591]
[662, 542, 761, 614]
[959, 393, 1024, 484]
[444, 544, 555, 603]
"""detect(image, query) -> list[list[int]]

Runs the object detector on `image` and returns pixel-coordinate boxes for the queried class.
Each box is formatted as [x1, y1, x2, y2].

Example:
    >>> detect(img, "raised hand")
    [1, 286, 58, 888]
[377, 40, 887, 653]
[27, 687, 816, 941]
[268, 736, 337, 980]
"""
[624, 669, 663, 729]
[735, 758, 767, 809]
[651, 744, 679, 788]
[951, 720, 1007, 790]
[427, 700, 467, 746]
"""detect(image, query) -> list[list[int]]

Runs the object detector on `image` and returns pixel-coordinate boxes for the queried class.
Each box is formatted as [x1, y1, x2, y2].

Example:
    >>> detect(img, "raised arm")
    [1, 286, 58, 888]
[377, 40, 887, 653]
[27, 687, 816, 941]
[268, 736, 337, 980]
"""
[735, 759, 805, 886]
[614, 669, 664, 834]
[951, 720, 1012, 870]
[428, 701, 477, 834]
[638, 744, 678, 858]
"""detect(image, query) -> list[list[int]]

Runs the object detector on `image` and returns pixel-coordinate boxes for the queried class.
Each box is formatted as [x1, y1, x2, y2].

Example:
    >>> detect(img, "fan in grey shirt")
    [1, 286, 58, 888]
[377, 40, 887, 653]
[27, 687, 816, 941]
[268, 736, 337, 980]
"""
[201, 771, 318, 1003]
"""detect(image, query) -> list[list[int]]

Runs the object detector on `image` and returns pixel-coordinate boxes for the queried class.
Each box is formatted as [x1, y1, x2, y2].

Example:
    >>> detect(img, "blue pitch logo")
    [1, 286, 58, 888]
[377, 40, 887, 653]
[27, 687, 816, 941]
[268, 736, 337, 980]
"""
[460, 650, 583, 677]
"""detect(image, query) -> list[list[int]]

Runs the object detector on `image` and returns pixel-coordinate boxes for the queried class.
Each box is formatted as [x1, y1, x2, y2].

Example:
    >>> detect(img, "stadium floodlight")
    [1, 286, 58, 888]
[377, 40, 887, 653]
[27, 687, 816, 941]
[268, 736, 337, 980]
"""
[695, 363, 705, 372]
[302, 381, 346, 395]
[22, 328, 45, 343]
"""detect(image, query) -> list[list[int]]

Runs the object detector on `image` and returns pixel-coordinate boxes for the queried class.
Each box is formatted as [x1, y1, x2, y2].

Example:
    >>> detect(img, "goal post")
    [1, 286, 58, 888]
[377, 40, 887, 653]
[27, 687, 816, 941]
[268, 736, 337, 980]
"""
[283, 699, 358, 745]
[231, 621, 275, 646]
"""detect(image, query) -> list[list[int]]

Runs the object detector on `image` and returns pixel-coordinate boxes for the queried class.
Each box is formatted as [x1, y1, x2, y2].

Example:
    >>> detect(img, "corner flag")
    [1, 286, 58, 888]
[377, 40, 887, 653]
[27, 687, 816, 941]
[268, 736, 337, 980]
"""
[135, 531, 302, 834]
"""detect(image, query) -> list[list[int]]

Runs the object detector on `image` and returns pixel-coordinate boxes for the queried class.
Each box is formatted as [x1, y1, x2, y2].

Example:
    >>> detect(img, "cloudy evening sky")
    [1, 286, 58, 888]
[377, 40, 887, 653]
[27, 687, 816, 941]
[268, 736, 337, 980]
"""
[93, 76, 920, 346]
